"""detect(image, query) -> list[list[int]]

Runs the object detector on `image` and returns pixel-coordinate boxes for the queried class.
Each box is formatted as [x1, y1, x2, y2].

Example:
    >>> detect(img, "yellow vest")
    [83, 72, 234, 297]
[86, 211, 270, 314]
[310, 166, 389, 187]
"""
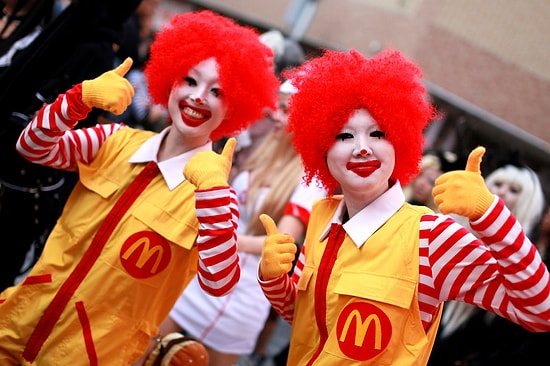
[0, 128, 201, 365]
[288, 196, 442, 366]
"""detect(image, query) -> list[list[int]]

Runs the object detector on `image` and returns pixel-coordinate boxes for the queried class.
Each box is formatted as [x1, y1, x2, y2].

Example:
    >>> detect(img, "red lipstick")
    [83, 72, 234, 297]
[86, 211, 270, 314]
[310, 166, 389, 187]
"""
[346, 160, 381, 177]
[179, 101, 212, 127]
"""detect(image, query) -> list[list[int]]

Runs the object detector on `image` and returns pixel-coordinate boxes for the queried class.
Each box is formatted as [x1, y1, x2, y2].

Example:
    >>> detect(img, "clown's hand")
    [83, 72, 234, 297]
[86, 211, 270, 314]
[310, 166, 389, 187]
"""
[82, 57, 135, 115]
[433, 146, 494, 221]
[184, 138, 236, 190]
[259, 214, 297, 281]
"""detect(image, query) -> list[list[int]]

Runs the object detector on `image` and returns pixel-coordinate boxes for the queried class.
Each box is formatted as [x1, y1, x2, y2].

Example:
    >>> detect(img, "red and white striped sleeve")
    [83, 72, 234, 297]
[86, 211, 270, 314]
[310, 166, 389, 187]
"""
[16, 84, 125, 171]
[420, 198, 550, 332]
[195, 187, 241, 296]
[257, 180, 325, 322]
[257, 245, 303, 324]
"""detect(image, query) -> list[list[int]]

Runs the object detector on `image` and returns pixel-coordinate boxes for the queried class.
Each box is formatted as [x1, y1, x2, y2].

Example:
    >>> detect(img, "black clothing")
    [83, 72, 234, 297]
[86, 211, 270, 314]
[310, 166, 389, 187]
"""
[0, 0, 141, 291]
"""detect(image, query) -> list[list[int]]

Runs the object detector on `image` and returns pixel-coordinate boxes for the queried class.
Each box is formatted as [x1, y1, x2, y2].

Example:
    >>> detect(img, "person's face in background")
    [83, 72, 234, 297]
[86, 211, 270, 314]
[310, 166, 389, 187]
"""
[272, 91, 291, 128]
[231, 88, 293, 172]
[411, 165, 442, 205]
[247, 112, 273, 140]
[262, 91, 292, 131]
[487, 178, 522, 212]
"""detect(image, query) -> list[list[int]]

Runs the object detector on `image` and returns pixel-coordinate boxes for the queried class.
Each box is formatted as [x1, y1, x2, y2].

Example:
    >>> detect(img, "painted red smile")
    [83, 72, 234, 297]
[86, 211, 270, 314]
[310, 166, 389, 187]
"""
[179, 101, 212, 127]
[346, 160, 381, 177]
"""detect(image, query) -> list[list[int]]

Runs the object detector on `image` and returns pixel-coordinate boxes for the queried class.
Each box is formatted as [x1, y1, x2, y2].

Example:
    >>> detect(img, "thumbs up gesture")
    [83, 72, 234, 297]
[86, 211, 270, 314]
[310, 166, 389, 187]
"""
[433, 146, 495, 220]
[259, 214, 298, 281]
[184, 138, 236, 190]
[82, 57, 135, 115]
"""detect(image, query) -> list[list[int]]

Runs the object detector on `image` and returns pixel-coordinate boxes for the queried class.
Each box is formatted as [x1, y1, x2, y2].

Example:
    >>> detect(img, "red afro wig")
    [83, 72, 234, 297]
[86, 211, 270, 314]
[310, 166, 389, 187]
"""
[144, 10, 279, 141]
[285, 48, 437, 194]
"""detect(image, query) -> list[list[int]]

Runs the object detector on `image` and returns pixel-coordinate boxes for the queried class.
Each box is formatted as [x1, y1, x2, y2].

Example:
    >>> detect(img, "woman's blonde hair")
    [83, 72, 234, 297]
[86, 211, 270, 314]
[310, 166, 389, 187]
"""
[237, 128, 303, 235]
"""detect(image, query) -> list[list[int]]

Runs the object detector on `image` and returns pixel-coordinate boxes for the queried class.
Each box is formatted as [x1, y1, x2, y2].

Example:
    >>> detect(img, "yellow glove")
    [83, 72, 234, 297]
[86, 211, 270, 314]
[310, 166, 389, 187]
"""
[433, 146, 495, 220]
[259, 214, 297, 281]
[184, 138, 236, 190]
[82, 57, 135, 115]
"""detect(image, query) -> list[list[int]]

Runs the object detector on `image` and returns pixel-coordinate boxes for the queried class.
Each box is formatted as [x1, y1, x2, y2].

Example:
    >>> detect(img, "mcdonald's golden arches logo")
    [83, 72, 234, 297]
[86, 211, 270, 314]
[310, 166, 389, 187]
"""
[120, 231, 171, 278]
[336, 302, 392, 360]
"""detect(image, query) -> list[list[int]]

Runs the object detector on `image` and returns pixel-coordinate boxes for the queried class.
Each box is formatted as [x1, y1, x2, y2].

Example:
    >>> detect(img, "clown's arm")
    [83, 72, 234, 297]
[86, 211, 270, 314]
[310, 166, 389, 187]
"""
[257, 214, 299, 323]
[16, 58, 134, 170]
[184, 138, 241, 296]
[428, 147, 550, 332]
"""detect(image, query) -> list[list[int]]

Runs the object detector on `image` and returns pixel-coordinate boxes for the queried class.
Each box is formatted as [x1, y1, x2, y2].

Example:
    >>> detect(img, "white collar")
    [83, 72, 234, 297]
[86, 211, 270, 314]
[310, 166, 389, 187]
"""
[319, 182, 405, 248]
[128, 127, 212, 191]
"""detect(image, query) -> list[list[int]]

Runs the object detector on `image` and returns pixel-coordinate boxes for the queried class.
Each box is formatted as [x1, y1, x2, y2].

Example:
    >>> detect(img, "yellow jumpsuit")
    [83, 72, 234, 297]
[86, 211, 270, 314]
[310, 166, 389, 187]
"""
[288, 197, 442, 365]
[0, 128, 204, 365]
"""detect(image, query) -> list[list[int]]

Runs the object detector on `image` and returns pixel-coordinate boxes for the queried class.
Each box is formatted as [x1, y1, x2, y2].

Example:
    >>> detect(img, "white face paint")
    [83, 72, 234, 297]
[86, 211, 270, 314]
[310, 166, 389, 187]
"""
[327, 109, 395, 199]
[167, 57, 228, 140]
